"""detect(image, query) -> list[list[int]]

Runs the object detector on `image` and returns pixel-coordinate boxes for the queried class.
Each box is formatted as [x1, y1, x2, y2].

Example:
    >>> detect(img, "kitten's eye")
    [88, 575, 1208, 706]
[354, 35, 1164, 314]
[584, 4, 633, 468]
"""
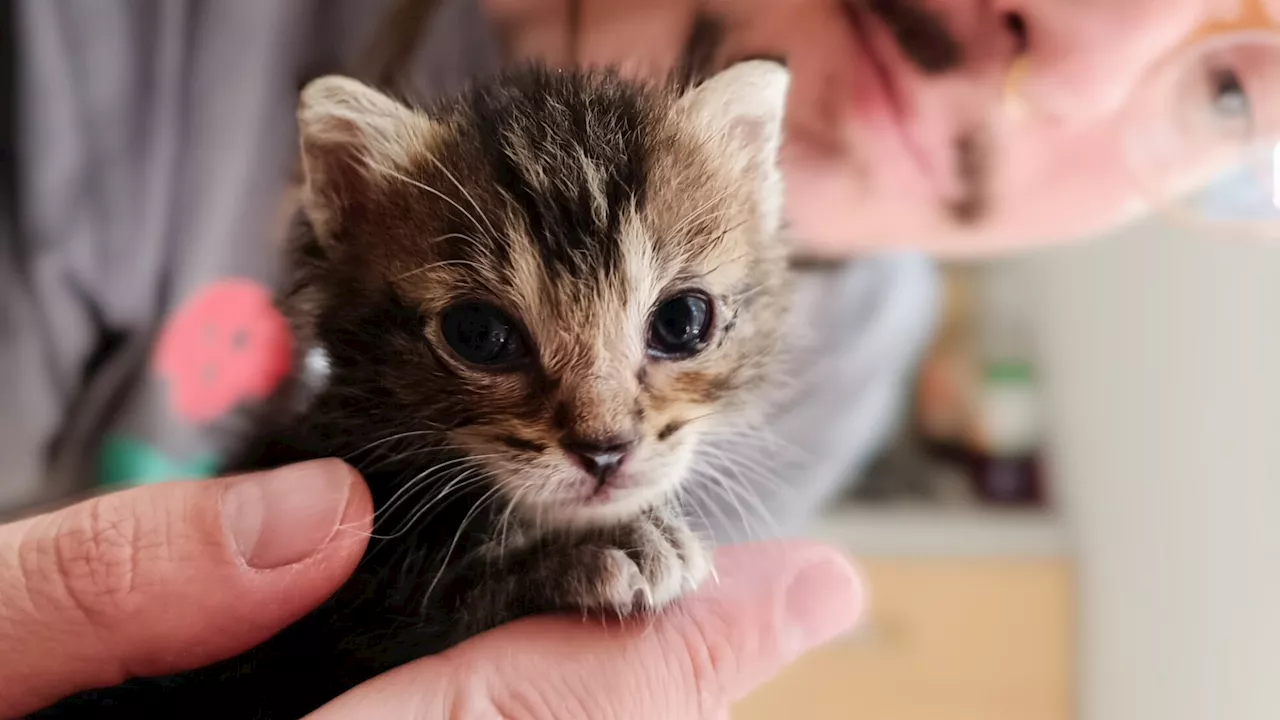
[648, 292, 713, 359]
[440, 302, 528, 368]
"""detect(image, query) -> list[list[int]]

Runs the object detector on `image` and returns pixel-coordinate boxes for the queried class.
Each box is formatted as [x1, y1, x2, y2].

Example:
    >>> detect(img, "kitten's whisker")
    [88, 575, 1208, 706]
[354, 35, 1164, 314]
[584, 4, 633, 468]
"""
[699, 459, 760, 540]
[374, 474, 481, 544]
[731, 282, 772, 304]
[706, 469, 783, 541]
[428, 231, 489, 248]
[700, 472, 773, 542]
[683, 480, 729, 540]
[359, 434, 461, 472]
[680, 409, 733, 427]
[699, 442, 789, 495]
[426, 154, 503, 246]
[372, 453, 504, 525]
[722, 475, 783, 540]
[697, 443, 784, 540]
[700, 427, 795, 447]
[366, 444, 448, 473]
[360, 474, 486, 545]
[344, 430, 440, 461]
[668, 185, 735, 240]
[710, 447, 790, 479]
[394, 258, 492, 281]
[700, 439, 799, 483]
[374, 467, 465, 530]
[365, 161, 500, 250]
[379, 464, 496, 537]
[496, 484, 529, 560]
[695, 453, 790, 493]
[393, 232, 495, 278]
[681, 485, 716, 540]
[699, 429, 808, 464]
[422, 484, 506, 607]
[343, 434, 418, 465]
[704, 248, 757, 276]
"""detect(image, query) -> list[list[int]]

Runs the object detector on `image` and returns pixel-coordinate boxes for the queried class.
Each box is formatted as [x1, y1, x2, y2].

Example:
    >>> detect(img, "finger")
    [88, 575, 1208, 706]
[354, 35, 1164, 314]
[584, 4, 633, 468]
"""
[481, 542, 864, 716]
[306, 541, 862, 720]
[0, 459, 372, 718]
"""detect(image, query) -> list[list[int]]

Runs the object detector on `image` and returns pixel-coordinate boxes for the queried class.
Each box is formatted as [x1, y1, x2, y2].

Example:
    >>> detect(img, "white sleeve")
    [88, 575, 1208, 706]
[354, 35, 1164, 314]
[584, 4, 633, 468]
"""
[688, 253, 940, 544]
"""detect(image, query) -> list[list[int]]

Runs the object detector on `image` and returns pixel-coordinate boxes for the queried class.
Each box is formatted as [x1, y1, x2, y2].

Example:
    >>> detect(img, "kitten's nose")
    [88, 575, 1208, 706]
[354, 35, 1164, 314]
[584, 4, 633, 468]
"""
[563, 436, 637, 483]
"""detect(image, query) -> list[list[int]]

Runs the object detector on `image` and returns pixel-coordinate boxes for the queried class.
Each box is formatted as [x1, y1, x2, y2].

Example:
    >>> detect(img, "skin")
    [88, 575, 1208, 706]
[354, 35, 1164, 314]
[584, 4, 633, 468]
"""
[488, 0, 1280, 256]
[9, 1, 1275, 715]
[0, 463, 860, 719]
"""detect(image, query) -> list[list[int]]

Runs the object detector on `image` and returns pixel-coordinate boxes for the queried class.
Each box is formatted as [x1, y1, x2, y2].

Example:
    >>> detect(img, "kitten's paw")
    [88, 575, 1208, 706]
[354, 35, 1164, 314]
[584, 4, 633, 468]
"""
[586, 516, 711, 615]
[595, 548, 654, 610]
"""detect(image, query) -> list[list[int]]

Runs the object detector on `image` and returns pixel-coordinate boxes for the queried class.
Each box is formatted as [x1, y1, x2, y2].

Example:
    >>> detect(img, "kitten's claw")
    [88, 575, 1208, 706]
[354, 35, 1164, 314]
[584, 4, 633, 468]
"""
[596, 548, 653, 611]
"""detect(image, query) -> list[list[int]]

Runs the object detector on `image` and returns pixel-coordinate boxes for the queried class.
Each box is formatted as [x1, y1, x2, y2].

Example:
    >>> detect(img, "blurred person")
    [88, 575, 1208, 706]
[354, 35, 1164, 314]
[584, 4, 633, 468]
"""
[0, 0, 1277, 711]
[6, 0, 1278, 527]
[7, 0, 1273, 533]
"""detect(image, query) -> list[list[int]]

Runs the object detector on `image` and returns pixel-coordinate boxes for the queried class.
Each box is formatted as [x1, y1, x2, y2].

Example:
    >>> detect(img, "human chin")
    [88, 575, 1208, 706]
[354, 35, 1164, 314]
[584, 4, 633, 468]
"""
[778, 116, 969, 252]
[789, 196, 1143, 258]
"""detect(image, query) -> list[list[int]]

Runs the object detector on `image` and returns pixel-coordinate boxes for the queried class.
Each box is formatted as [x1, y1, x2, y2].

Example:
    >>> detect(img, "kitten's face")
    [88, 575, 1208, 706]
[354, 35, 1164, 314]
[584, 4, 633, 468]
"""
[293, 63, 790, 526]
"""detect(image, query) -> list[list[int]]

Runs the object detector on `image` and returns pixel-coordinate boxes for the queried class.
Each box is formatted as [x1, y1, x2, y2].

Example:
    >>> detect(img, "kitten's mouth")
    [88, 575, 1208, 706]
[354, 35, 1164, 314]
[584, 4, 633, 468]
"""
[575, 472, 651, 507]
[581, 485, 623, 505]
[521, 465, 680, 526]
[487, 429, 701, 524]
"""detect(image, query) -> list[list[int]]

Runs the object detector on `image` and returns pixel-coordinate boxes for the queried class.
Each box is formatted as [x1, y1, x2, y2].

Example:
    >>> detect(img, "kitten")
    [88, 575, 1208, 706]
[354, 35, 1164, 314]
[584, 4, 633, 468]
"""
[36, 59, 792, 719]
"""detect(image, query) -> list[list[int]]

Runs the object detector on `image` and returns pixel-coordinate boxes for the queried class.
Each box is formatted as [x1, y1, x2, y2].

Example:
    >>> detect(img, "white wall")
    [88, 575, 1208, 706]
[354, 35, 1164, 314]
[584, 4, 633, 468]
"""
[1026, 222, 1280, 719]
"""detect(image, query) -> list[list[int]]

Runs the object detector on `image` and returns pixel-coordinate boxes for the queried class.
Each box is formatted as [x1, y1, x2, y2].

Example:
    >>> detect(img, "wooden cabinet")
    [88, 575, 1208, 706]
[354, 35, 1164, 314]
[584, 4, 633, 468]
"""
[734, 517, 1073, 720]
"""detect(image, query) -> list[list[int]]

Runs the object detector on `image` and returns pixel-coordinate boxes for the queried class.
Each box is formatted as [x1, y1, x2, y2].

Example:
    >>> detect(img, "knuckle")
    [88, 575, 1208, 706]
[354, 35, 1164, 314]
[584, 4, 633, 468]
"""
[476, 638, 604, 720]
[449, 655, 533, 720]
[45, 496, 161, 626]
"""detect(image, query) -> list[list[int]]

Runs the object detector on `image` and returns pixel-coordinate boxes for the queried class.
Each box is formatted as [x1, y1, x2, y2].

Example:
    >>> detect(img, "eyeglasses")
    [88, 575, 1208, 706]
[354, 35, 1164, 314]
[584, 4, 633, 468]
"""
[1120, 3, 1280, 239]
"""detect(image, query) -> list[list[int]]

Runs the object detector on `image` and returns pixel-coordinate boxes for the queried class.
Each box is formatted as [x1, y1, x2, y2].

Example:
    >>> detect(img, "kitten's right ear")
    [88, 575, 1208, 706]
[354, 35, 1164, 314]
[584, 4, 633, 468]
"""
[297, 75, 433, 238]
[677, 59, 790, 236]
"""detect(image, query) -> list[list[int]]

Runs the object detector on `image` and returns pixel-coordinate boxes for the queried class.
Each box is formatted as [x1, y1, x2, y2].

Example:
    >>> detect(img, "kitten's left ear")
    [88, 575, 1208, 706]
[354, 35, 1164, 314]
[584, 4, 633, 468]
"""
[677, 58, 791, 232]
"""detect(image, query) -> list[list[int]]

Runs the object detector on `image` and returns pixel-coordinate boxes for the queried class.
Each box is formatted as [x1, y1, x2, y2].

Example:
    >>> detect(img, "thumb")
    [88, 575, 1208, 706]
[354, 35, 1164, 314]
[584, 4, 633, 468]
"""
[309, 541, 862, 720]
[0, 459, 372, 718]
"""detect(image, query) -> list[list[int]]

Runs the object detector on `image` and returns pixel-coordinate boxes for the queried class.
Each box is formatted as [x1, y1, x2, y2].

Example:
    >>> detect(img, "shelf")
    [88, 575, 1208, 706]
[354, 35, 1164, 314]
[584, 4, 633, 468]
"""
[812, 503, 1071, 559]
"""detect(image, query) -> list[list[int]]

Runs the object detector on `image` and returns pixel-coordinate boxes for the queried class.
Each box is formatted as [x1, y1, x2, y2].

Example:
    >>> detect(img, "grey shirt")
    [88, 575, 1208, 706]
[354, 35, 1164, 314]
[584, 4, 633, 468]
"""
[1, 0, 938, 539]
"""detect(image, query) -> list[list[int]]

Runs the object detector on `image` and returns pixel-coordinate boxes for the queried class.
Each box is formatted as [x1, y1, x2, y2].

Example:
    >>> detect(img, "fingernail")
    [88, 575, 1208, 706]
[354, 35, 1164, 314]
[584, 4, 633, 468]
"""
[781, 553, 862, 661]
[223, 459, 354, 569]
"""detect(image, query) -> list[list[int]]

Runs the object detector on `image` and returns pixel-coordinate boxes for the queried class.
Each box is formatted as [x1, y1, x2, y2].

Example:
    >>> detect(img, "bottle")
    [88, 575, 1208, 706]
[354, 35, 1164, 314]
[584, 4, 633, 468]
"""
[966, 360, 1046, 506]
[913, 263, 1049, 508]
[964, 262, 1048, 507]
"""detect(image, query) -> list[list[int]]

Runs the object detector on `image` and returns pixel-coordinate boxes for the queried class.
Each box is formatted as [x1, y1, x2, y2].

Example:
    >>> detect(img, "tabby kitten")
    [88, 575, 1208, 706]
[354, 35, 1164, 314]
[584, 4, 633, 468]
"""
[37, 59, 792, 719]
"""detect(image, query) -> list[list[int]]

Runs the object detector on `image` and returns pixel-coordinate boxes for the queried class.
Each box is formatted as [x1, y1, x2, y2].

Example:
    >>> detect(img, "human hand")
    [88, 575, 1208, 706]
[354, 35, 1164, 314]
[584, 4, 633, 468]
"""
[0, 459, 859, 720]
[0, 460, 372, 719]
[308, 541, 862, 720]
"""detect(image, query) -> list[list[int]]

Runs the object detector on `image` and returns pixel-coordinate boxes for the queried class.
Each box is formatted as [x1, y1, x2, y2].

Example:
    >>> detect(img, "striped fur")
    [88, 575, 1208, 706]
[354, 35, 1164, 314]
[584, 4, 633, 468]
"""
[33, 60, 794, 720]
[290, 61, 792, 526]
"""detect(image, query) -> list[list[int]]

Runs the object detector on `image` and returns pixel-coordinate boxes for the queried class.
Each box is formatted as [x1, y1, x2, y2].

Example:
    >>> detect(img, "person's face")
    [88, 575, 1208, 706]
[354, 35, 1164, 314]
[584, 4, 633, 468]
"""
[712, 0, 1280, 256]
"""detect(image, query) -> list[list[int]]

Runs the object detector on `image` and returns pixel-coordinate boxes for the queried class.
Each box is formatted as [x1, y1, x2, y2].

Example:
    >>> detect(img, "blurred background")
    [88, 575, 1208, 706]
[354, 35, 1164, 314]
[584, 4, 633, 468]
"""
[7, 3, 1280, 718]
[736, 215, 1280, 720]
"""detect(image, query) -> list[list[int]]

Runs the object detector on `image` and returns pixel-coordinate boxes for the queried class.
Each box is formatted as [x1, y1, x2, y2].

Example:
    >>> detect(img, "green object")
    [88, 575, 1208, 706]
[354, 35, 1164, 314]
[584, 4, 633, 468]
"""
[984, 360, 1035, 385]
[98, 435, 220, 487]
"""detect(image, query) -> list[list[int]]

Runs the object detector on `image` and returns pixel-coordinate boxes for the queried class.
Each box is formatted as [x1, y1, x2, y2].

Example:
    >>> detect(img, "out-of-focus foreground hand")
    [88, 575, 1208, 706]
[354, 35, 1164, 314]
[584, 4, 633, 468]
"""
[0, 460, 372, 719]
[309, 541, 863, 720]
